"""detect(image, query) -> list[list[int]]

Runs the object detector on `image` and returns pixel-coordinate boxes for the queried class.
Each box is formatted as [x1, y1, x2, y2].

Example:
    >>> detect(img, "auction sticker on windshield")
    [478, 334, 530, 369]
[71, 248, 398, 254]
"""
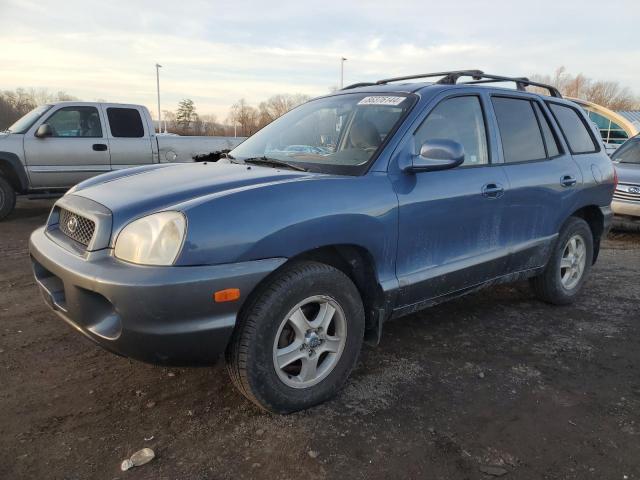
[357, 96, 406, 106]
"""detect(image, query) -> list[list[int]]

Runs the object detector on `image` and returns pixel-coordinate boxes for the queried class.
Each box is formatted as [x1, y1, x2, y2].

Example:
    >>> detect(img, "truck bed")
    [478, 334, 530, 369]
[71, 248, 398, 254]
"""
[156, 135, 246, 163]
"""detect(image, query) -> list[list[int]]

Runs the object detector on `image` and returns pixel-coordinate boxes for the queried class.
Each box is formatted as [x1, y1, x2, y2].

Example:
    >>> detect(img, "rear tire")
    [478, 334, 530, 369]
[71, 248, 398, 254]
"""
[530, 216, 593, 305]
[225, 261, 365, 414]
[0, 175, 16, 221]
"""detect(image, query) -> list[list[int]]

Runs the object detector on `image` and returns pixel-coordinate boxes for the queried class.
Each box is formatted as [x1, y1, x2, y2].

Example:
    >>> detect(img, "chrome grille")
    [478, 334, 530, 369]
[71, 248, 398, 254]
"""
[58, 209, 96, 246]
[614, 184, 640, 202]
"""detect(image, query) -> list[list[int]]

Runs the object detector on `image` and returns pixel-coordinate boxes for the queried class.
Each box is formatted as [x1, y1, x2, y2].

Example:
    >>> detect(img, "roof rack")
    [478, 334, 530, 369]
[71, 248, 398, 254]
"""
[370, 70, 562, 98]
[342, 82, 377, 90]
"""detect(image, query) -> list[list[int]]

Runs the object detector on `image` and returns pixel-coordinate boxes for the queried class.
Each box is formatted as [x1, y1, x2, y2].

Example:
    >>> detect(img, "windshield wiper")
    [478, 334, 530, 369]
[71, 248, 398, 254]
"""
[243, 156, 307, 172]
[219, 152, 243, 164]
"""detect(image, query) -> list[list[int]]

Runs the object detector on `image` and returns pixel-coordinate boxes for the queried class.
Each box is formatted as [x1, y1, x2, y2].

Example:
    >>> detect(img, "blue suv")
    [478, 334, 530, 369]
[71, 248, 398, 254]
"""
[30, 70, 615, 413]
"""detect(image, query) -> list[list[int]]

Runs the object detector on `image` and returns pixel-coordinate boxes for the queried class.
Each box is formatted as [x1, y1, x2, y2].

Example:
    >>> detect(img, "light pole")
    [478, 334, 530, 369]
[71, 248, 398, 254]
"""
[340, 57, 347, 89]
[155, 63, 162, 133]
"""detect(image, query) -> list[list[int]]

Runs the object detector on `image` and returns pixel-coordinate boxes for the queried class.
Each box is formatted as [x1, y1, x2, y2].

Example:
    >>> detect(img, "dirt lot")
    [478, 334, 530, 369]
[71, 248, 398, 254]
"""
[1, 198, 639, 480]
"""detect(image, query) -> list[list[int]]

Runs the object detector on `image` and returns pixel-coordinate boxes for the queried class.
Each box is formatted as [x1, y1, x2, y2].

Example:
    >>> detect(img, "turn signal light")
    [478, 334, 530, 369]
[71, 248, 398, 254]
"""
[214, 288, 241, 303]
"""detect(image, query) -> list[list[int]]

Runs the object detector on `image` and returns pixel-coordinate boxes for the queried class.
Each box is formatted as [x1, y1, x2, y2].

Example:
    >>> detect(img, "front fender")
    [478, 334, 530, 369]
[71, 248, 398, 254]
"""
[176, 172, 399, 289]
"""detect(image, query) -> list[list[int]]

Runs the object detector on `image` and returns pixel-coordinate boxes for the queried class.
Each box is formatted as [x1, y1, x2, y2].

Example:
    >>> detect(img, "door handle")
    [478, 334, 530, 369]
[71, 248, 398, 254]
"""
[92, 143, 108, 151]
[481, 183, 504, 199]
[560, 175, 577, 187]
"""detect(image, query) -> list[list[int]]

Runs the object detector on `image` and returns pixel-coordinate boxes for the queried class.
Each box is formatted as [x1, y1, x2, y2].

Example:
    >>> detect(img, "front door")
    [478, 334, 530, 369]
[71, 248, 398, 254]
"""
[24, 105, 111, 188]
[391, 93, 510, 309]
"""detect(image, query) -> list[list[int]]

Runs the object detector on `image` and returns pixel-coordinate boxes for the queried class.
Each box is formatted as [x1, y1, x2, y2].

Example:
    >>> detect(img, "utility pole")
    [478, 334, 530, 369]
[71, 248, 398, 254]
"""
[155, 63, 162, 133]
[340, 57, 347, 89]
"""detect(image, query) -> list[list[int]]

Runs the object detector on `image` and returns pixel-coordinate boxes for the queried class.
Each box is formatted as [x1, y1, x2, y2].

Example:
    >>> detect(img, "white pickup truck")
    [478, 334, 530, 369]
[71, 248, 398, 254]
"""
[0, 101, 244, 219]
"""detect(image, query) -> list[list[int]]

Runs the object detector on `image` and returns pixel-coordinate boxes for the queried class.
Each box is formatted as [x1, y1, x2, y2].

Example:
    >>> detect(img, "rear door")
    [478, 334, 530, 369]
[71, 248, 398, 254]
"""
[23, 105, 110, 188]
[487, 94, 583, 272]
[102, 105, 154, 169]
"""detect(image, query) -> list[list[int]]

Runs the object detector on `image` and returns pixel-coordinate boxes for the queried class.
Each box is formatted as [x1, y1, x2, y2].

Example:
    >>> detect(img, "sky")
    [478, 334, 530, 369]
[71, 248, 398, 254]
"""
[1, 0, 639, 120]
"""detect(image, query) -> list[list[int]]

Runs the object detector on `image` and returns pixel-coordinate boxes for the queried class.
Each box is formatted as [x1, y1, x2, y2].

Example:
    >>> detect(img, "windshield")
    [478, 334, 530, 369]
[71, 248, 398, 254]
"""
[612, 137, 640, 164]
[6, 105, 52, 134]
[229, 93, 415, 174]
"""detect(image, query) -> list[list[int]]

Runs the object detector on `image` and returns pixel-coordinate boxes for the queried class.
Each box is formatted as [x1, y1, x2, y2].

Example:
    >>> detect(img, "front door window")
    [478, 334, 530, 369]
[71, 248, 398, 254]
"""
[45, 107, 103, 138]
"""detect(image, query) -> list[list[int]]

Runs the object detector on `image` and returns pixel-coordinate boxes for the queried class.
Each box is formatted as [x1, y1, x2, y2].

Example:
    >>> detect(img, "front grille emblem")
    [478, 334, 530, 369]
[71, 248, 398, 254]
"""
[66, 215, 79, 234]
[629, 186, 640, 194]
[58, 208, 95, 247]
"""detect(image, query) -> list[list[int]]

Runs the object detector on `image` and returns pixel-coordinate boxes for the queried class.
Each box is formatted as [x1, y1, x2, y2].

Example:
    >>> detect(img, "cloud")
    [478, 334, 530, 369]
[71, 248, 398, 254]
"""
[1, 0, 639, 118]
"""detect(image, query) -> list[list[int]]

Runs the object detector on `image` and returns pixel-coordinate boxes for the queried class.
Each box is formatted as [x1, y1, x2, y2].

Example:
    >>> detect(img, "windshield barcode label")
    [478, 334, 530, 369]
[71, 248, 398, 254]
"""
[358, 96, 406, 106]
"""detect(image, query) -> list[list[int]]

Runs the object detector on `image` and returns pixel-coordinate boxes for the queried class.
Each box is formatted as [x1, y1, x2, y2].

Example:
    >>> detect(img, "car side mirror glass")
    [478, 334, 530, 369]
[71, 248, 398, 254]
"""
[404, 139, 465, 173]
[35, 123, 53, 138]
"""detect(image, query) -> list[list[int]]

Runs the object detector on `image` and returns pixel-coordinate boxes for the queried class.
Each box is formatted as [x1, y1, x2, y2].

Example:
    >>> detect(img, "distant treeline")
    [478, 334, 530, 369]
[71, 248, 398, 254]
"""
[5, 67, 637, 135]
[530, 67, 640, 111]
[0, 88, 310, 136]
[162, 93, 310, 137]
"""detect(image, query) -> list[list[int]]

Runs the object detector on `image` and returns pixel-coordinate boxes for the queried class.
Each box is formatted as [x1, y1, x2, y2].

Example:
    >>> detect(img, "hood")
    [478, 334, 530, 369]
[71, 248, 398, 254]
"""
[614, 161, 640, 185]
[72, 162, 314, 224]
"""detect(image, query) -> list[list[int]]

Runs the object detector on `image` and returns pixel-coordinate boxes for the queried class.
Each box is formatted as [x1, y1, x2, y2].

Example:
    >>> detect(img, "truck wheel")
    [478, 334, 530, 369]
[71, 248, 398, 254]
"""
[225, 261, 365, 413]
[0, 175, 16, 221]
[530, 216, 593, 305]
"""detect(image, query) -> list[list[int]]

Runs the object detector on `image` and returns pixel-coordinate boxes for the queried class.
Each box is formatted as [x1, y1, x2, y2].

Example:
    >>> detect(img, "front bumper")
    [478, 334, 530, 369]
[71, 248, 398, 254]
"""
[29, 226, 286, 365]
[612, 199, 640, 219]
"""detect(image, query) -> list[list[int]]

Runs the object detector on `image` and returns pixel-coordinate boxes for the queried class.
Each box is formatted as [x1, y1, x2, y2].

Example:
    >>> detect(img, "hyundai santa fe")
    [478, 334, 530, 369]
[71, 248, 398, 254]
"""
[29, 70, 615, 413]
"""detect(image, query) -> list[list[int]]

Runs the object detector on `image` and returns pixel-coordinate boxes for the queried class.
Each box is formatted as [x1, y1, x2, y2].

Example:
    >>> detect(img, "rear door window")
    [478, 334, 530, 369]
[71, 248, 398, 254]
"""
[107, 108, 144, 138]
[492, 97, 546, 163]
[548, 103, 598, 154]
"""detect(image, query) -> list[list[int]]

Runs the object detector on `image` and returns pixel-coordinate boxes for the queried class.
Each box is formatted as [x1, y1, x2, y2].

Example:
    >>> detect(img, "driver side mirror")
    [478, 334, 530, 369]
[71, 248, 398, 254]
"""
[404, 139, 465, 173]
[35, 123, 53, 138]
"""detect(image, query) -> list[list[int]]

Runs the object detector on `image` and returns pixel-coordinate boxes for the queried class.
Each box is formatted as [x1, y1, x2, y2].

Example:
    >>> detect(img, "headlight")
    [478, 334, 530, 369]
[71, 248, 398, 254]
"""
[114, 211, 186, 265]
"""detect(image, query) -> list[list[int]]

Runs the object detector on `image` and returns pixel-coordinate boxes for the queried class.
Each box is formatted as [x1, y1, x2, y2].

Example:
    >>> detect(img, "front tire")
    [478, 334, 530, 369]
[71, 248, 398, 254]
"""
[0, 175, 16, 221]
[530, 216, 594, 305]
[225, 261, 365, 413]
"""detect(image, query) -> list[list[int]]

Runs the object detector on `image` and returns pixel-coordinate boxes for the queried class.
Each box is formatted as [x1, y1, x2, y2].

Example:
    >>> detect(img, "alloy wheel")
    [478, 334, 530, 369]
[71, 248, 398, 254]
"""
[272, 295, 347, 389]
[560, 234, 587, 290]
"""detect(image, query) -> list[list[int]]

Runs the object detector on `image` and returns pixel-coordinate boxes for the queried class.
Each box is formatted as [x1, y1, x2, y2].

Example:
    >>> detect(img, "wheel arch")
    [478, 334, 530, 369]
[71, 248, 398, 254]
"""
[240, 244, 389, 345]
[0, 152, 29, 193]
[569, 205, 604, 263]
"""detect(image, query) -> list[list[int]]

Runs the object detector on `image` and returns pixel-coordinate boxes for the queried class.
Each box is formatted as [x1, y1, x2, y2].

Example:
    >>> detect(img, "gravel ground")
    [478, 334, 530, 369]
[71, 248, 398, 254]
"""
[1, 198, 639, 480]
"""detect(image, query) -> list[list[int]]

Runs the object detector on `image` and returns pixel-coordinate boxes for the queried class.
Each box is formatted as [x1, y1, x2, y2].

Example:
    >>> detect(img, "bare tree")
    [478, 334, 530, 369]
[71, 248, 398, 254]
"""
[530, 67, 640, 110]
[200, 114, 221, 136]
[161, 110, 177, 133]
[0, 88, 78, 130]
[257, 93, 310, 128]
[228, 99, 258, 136]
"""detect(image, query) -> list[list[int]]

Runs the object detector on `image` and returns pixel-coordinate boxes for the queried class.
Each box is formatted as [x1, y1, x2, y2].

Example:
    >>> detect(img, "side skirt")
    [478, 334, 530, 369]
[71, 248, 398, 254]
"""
[389, 266, 544, 321]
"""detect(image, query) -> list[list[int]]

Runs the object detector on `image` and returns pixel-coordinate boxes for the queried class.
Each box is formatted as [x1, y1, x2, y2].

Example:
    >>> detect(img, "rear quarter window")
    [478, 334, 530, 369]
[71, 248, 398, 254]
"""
[533, 103, 560, 157]
[107, 108, 145, 138]
[548, 103, 598, 154]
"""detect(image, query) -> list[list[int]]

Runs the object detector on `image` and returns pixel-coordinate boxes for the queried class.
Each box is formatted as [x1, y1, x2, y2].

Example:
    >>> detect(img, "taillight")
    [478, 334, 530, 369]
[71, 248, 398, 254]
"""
[613, 166, 619, 189]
